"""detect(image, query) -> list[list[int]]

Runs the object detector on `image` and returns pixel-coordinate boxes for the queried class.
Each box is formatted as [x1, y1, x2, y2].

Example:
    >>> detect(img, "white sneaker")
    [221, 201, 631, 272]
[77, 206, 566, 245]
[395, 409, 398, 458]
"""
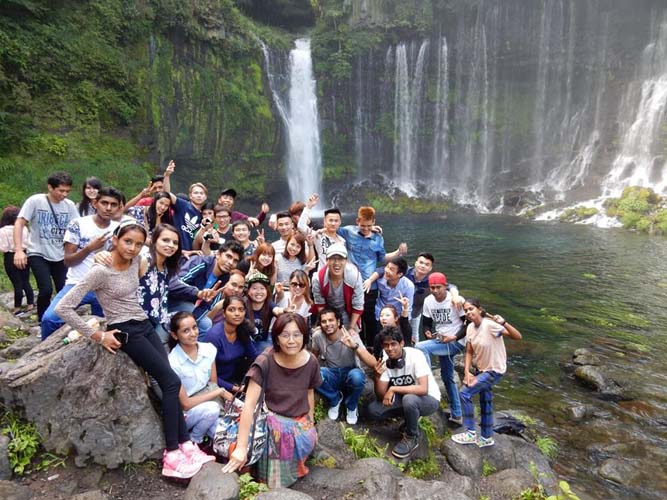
[328, 393, 343, 420]
[346, 407, 358, 425]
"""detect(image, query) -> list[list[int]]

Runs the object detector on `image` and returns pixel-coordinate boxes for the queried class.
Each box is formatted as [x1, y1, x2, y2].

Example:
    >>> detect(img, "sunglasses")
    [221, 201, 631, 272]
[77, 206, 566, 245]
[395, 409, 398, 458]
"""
[290, 282, 306, 288]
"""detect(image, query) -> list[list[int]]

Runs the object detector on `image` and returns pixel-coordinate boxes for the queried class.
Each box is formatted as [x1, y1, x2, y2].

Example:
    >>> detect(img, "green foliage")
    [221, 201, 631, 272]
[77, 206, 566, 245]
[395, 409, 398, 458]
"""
[313, 398, 327, 423]
[238, 472, 269, 500]
[342, 425, 387, 459]
[515, 480, 581, 500]
[1, 406, 41, 475]
[366, 194, 449, 215]
[536, 436, 559, 459]
[558, 207, 599, 223]
[418, 417, 444, 447]
[309, 455, 337, 468]
[482, 458, 497, 477]
[405, 452, 440, 479]
[604, 186, 667, 235]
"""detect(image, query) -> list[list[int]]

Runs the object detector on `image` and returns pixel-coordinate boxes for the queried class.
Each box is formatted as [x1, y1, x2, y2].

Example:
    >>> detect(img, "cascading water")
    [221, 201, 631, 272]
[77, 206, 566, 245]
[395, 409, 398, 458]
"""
[260, 38, 322, 202]
[603, 14, 667, 196]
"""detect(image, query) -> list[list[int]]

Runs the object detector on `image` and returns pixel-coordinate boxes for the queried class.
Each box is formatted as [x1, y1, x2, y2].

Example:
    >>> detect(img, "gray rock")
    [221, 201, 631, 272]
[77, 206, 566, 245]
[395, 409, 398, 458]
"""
[441, 433, 515, 477]
[0, 309, 25, 330]
[573, 365, 626, 400]
[0, 435, 10, 480]
[257, 489, 314, 500]
[312, 419, 356, 467]
[507, 436, 557, 492]
[566, 404, 593, 421]
[0, 334, 40, 359]
[478, 468, 535, 499]
[70, 491, 110, 500]
[572, 348, 601, 366]
[185, 462, 239, 500]
[0, 322, 164, 467]
[598, 458, 639, 485]
[359, 475, 472, 500]
[0, 480, 31, 500]
[299, 458, 402, 495]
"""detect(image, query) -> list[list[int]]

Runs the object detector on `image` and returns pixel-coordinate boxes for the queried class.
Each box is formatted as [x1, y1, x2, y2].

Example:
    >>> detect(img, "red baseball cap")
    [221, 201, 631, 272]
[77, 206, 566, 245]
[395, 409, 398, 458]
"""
[428, 272, 447, 286]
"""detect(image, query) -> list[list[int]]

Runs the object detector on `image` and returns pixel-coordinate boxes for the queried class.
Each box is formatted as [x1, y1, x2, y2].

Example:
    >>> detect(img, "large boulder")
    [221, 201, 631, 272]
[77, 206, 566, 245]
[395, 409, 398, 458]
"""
[0, 435, 10, 480]
[572, 348, 601, 366]
[0, 323, 164, 467]
[441, 433, 515, 477]
[573, 365, 627, 400]
[185, 463, 239, 500]
[311, 419, 356, 467]
[0, 334, 40, 360]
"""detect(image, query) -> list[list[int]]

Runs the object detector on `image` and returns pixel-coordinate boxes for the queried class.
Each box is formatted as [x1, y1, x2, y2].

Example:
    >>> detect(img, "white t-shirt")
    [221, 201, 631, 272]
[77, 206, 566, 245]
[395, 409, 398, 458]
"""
[381, 347, 441, 401]
[422, 292, 466, 345]
[64, 216, 119, 285]
[18, 194, 79, 261]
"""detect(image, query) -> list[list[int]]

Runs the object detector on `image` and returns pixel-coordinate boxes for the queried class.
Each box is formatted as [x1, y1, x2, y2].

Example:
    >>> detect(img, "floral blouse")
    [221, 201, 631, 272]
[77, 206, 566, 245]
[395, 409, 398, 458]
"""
[137, 255, 169, 328]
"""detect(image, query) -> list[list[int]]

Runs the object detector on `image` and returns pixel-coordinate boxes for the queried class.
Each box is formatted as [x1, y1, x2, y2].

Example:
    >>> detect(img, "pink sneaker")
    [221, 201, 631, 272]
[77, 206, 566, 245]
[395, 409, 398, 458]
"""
[162, 448, 202, 479]
[180, 441, 216, 465]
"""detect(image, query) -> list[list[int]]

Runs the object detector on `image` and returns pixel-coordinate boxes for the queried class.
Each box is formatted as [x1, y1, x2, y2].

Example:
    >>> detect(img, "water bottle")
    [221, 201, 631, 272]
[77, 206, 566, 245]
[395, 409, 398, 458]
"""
[63, 330, 82, 345]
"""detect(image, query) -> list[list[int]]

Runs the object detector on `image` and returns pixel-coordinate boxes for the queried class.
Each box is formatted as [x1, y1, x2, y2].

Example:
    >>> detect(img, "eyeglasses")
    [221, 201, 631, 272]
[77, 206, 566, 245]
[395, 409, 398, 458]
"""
[216, 214, 231, 219]
[278, 332, 303, 340]
[289, 282, 306, 288]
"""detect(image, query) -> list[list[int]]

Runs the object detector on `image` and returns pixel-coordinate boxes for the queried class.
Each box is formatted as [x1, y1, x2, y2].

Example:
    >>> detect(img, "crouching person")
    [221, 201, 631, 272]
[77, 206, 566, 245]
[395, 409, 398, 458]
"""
[367, 326, 441, 459]
[311, 308, 377, 425]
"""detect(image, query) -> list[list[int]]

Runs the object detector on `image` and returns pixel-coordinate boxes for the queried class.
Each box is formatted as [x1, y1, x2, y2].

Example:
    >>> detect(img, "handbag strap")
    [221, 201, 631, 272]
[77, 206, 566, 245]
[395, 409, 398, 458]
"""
[44, 195, 66, 230]
[246, 352, 271, 451]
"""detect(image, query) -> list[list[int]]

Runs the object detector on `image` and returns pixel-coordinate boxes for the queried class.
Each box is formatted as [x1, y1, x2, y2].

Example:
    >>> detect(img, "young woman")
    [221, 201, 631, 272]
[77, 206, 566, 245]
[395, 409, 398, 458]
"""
[0, 206, 34, 316]
[126, 192, 173, 242]
[222, 313, 321, 488]
[245, 272, 282, 353]
[275, 233, 315, 285]
[78, 177, 102, 217]
[451, 298, 522, 448]
[168, 312, 233, 445]
[55, 222, 211, 479]
[274, 269, 312, 321]
[238, 243, 277, 286]
[137, 223, 181, 344]
[202, 295, 258, 392]
[372, 301, 413, 358]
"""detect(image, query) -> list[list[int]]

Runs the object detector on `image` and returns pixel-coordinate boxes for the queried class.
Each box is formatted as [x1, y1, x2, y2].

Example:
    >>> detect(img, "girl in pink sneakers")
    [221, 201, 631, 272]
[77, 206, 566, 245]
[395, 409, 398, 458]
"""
[451, 298, 522, 448]
[56, 221, 212, 479]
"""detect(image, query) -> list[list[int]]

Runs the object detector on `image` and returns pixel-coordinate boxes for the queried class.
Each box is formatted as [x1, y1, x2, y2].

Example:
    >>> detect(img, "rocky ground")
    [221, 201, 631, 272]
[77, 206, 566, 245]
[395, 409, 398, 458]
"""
[0, 293, 566, 500]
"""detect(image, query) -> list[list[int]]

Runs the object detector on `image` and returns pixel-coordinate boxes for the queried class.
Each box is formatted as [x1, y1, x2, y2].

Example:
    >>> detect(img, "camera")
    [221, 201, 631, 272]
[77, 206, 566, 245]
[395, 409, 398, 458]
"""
[202, 217, 212, 226]
[203, 232, 215, 241]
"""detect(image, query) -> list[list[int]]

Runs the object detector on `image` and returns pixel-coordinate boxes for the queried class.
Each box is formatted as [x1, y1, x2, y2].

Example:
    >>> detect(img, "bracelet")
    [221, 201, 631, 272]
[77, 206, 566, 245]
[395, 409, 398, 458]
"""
[100, 331, 106, 344]
[501, 320, 507, 326]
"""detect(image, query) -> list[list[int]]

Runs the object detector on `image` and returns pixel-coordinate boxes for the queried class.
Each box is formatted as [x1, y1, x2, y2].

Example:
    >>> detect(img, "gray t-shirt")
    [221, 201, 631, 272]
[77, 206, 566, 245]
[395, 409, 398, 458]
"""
[311, 330, 357, 368]
[18, 194, 78, 261]
[327, 281, 348, 325]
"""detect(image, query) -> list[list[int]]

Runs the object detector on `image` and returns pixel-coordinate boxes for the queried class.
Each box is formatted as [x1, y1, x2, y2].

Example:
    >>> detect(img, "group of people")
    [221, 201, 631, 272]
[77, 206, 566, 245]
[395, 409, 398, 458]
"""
[0, 166, 522, 488]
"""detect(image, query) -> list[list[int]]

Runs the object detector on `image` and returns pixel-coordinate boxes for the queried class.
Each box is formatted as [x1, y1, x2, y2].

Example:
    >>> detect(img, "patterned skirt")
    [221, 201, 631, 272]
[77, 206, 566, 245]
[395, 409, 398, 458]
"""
[255, 412, 317, 488]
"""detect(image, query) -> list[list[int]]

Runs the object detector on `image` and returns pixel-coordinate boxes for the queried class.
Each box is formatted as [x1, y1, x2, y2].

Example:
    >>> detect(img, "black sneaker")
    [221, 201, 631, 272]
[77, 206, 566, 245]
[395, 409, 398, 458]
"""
[391, 434, 419, 459]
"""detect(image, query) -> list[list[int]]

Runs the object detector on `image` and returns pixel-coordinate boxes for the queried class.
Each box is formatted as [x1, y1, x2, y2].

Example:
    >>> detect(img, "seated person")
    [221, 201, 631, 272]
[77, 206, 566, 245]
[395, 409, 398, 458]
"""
[367, 326, 441, 459]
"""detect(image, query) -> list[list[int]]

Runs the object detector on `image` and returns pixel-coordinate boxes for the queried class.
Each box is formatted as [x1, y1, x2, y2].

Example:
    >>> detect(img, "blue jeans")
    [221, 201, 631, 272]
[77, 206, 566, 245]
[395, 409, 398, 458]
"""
[185, 401, 220, 443]
[169, 300, 213, 338]
[41, 284, 104, 340]
[316, 367, 366, 411]
[461, 370, 503, 438]
[415, 339, 465, 418]
[367, 394, 439, 437]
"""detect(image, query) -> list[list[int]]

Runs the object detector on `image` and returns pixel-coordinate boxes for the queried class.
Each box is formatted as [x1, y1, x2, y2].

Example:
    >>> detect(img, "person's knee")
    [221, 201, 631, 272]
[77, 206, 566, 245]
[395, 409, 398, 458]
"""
[366, 401, 385, 420]
[347, 369, 366, 388]
[40, 310, 63, 339]
[459, 389, 473, 404]
[200, 401, 220, 421]
[402, 394, 420, 410]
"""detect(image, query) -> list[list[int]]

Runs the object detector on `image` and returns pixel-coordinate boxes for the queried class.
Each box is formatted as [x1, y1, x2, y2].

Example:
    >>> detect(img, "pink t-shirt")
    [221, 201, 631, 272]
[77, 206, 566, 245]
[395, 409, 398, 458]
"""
[467, 317, 507, 374]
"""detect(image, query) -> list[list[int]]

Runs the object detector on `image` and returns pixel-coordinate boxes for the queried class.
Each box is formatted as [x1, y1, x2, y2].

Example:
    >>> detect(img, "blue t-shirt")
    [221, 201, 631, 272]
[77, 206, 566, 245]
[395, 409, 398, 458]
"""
[203, 321, 258, 390]
[172, 197, 201, 250]
[338, 225, 386, 287]
[251, 302, 277, 342]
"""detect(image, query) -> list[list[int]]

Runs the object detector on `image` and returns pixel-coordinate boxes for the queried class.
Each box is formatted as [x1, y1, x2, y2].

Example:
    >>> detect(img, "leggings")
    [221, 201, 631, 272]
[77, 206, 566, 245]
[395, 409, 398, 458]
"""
[28, 255, 66, 320]
[3, 252, 34, 308]
[111, 319, 189, 450]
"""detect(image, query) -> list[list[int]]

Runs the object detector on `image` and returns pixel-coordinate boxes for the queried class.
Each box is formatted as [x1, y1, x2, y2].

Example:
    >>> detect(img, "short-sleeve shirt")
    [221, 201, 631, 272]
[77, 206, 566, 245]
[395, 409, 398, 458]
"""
[168, 342, 217, 396]
[467, 318, 508, 374]
[422, 292, 466, 345]
[311, 330, 357, 368]
[18, 194, 79, 261]
[247, 351, 322, 417]
[64, 215, 118, 285]
[380, 347, 441, 401]
[338, 226, 386, 284]
[172, 197, 201, 250]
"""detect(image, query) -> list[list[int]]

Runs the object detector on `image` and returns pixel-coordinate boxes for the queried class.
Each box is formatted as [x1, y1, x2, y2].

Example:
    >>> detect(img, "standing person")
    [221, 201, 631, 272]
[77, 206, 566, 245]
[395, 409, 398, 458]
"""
[125, 160, 174, 209]
[231, 220, 261, 258]
[168, 179, 208, 251]
[14, 171, 80, 320]
[0, 206, 34, 316]
[222, 313, 321, 488]
[217, 188, 269, 226]
[338, 206, 407, 348]
[415, 272, 466, 424]
[271, 212, 294, 255]
[244, 271, 282, 352]
[40, 187, 123, 340]
[451, 298, 522, 448]
[373, 257, 414, 333]
[311, 243, 364, 332]
[296, 194, 345, 269]
[126, 192, 174, 243]
[367, 326, 440, 459]
[405, 253, 435, 342]
[77, 177, 102, 217]
[275, 233, 316, 285]
[311, 308, 376, 425]
[237, 243, 277, 286]
[169, 312, 234, 446]
[55, 222, 211, 479]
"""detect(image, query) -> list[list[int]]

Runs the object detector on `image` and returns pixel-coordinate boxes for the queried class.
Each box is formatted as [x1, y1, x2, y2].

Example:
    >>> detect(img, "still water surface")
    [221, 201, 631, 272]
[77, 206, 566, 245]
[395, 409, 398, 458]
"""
[379, 214, 667, 499]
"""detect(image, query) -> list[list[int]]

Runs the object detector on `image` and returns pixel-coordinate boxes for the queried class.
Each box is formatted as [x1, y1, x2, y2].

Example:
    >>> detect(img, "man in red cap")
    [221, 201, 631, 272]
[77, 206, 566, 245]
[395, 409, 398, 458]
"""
[415, 272, 467, 425]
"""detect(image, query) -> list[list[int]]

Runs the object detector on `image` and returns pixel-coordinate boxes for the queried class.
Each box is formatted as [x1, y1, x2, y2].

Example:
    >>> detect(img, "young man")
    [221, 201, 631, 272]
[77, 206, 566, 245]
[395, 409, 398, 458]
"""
[169, 182, 207, 251]
[367, 326, 440, 459]
[311, 243, 364, 332]
[271, 211, 294, 255]
[297, 193, 345, 269]
[374, 257, 415, 325]
[13, 171, 80, 320]
[415, 272, 466, 424]
[311, 308, 376, 425]
[406, 253, 435, 341]
[193, 205, 233, 253]
[217, 188, 268, 226]
[126, 160, 174, 208]
[168, 240, 244, 335]
[338, 206, 407, 347]
[40, 187, 122, 339]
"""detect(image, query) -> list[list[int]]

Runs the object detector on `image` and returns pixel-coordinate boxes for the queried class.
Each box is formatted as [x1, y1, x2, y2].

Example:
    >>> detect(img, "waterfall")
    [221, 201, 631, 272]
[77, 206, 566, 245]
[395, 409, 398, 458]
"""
[431, 35, 450, 191]
[603, 15, 667, 196]
[260, 38, 322, 202]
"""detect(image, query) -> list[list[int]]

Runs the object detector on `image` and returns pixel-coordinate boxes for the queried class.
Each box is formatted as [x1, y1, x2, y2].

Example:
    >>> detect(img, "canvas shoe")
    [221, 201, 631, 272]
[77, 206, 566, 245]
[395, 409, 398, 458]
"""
[477, 435, 495, 448]
[448, 415, 463, 426]
[451, 430, 478, 445]
[391, 434, 420, 459]
[346, 406, 358, 425]
[328, 392, 343, 421]
[162, 449, 202, 479]
[180, 441, 216, 465]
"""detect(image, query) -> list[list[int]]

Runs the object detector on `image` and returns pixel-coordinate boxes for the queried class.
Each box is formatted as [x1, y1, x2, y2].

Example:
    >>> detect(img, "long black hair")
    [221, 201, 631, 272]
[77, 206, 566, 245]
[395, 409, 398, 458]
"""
[147, 191, 173, 230]
[0, 206, 20, 228]
[78, 177, 102, 216]
[222, 296, 254, 344]
[149, 223, 182, 277]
